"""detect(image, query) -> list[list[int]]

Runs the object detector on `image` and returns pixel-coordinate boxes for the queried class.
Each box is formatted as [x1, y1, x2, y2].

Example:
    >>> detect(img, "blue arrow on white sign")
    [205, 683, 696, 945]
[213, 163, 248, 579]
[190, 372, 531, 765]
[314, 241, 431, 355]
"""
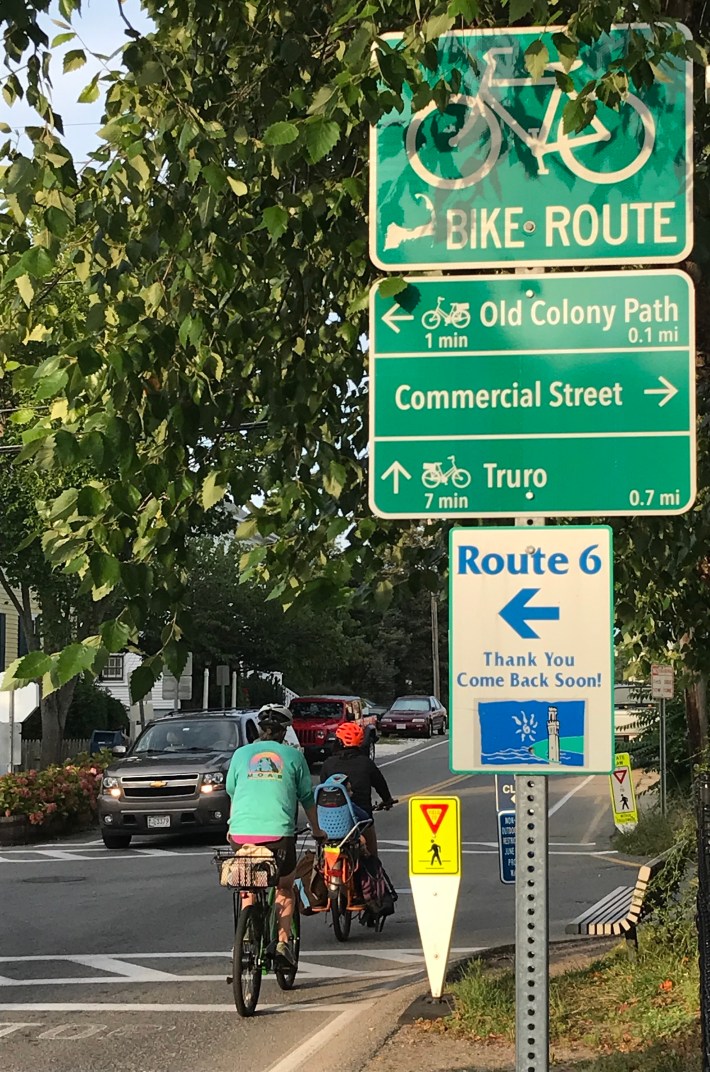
[499, 588, 560, 639]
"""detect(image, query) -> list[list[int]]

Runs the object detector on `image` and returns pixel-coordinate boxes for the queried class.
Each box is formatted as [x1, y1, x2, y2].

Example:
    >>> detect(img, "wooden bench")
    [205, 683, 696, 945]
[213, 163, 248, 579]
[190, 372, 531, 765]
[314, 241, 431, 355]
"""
[565, 851, 670, 950]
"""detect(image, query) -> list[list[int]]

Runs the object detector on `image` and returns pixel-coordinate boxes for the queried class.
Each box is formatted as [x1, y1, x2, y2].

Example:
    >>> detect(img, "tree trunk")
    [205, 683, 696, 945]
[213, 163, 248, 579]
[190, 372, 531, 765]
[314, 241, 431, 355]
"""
[686, 677, 709, 766]
[40, 679, 78, 768]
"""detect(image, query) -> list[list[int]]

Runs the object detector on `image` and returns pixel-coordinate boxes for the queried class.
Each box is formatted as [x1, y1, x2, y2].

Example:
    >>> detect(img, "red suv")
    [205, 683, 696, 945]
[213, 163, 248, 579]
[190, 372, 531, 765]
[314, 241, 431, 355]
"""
[290, 695, 378, 767]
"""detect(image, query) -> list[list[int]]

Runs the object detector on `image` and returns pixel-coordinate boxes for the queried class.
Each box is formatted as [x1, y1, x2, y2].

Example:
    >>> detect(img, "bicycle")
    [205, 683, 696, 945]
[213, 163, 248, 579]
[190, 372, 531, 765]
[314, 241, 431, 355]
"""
[421, 297, 471, 330]
[214, 839, 304, 1017]
[406, 45, 655, 189]
[421, 456, 471, 490]
[319, 800, 399, 942]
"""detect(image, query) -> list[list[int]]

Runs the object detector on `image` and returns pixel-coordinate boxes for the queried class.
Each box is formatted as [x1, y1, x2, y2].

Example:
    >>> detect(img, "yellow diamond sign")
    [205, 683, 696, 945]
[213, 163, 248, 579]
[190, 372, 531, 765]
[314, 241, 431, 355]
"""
[409, 795, 461, 877]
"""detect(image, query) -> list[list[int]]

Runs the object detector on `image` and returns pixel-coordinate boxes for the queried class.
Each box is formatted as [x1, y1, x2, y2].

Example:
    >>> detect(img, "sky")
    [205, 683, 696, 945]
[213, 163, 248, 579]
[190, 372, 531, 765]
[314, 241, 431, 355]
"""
[2, 0, 153, 161]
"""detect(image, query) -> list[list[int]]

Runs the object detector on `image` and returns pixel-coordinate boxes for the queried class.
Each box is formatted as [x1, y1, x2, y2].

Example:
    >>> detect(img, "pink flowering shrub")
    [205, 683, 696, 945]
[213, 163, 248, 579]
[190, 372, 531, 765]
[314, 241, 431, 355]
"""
[0, 753, 111, 826]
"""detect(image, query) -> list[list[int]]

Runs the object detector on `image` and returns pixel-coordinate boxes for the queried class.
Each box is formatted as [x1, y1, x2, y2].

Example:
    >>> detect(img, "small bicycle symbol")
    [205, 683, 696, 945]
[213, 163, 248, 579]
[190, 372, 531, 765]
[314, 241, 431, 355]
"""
[422, 456, 472, 489]
[406, 46, 655, 190]
[421, 298, 471, 331]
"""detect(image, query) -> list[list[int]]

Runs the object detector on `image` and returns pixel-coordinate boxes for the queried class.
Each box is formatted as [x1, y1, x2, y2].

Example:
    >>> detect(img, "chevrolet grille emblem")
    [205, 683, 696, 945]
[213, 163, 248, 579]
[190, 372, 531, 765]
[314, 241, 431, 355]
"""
[151, 780, 168, 788]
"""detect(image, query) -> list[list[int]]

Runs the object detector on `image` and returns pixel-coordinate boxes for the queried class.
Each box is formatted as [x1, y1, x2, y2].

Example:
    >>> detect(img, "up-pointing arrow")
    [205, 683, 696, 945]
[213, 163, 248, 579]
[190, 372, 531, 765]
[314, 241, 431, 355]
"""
[381, 461, 411, 494]
[643, 375, 678, 407]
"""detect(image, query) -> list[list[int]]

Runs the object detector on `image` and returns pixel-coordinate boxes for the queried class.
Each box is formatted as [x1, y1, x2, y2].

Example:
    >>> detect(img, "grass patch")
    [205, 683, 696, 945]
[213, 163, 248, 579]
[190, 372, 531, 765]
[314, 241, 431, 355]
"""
[567, 1022, 700, 1071]
[449, 923, 699, 1061]
[611, 801, 692, 857]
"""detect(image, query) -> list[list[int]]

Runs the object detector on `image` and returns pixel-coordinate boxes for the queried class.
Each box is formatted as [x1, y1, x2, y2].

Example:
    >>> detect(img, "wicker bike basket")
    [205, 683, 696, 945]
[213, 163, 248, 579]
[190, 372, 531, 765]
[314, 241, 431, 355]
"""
[214, 845, 281, 889]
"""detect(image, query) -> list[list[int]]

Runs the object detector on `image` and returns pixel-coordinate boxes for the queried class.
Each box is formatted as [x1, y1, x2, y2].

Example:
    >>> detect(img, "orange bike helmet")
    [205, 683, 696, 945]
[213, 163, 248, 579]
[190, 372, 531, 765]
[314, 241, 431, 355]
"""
[335, 722, 365, 748]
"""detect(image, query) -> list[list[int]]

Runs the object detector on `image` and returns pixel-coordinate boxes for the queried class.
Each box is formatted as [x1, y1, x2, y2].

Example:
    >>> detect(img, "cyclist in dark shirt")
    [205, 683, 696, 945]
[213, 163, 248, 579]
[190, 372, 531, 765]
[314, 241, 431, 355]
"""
[320, 722, 395, 855]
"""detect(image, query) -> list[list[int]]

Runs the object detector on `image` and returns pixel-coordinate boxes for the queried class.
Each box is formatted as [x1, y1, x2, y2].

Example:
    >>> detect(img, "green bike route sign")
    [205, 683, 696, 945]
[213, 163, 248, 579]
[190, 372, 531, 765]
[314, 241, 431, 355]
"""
[369, 271, 695, 518]
[370, 26, 692, 270]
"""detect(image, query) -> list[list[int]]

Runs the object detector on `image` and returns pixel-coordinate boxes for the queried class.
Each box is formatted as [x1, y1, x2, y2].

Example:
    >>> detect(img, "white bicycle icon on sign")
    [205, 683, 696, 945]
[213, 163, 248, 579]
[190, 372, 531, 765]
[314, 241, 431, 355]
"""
[406, 46, 655, 189]
[421, 298, 471, 330]
[422, 456, 472, 489]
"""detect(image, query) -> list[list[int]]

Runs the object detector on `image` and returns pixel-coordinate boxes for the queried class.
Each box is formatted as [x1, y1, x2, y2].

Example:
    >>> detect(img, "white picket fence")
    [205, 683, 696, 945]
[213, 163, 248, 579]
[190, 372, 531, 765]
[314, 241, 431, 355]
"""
[20, 738, 91, 770]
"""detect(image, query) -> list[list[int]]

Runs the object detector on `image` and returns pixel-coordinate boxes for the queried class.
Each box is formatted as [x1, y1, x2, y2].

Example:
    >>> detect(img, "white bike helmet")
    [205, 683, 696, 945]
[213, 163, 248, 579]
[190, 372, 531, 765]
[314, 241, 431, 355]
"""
[257, 704, 293, 729]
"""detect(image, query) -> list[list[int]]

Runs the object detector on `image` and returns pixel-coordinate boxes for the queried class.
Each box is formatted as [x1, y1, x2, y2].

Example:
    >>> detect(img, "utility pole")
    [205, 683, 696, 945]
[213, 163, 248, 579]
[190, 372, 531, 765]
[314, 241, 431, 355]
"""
[431, 592, 440, 699]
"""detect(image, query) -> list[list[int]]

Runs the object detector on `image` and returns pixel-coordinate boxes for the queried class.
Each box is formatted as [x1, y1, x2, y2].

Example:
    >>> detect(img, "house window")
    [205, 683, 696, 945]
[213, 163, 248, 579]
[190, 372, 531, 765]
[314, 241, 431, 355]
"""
[101, 655, 125, 682]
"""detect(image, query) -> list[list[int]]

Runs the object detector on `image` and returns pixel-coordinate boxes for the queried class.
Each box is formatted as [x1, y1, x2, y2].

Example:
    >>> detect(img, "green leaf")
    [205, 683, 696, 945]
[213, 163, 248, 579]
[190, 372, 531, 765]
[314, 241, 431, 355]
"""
[77, 485, 106, 516]
[89, 552, 121, 593]
[63, 48, 86, 72]
[78, 74, 100, 103]
[323, 462, 347, 500]
[201, 471, 229, 510]
[16, 651, 54, 680]
[262, 205, 289, 239]
[374, 579, 393, 611]
[422, 13, 454, 41]
[304, 117, 340, 163]
[6, 157, 33, 194]
[15, 274, 34, 307]
[23, 246, 54, 279]
[52, 32, 75, 45]
[379, 277, 407, 298]
[227, 176, 247, 196]
[524, 40, 549, 82]
[508, 0, 535, 21]
[100, 619, 133, 652]
[264, 121, 299, 146]
[130, 661, 158, 702]
[56, 643, 96, 686]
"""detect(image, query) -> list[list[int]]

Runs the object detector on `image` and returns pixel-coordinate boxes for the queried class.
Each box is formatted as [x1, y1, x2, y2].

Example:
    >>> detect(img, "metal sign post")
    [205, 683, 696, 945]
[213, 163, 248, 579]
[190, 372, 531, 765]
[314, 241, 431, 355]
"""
[516, 774, 548, 1070]
[651, 665, 674, 817]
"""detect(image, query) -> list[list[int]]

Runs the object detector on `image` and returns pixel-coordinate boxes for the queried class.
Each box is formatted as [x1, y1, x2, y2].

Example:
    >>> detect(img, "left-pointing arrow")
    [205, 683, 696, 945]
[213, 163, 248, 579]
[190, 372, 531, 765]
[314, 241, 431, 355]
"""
[382, 306, 415, 334]
[499, 588, 560, 639]
[381, 461, 411, 494]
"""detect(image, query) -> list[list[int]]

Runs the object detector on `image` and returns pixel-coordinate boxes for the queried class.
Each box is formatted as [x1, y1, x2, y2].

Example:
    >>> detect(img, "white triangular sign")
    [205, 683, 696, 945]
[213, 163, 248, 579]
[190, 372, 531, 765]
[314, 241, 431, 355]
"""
[410, 874, 461, 999]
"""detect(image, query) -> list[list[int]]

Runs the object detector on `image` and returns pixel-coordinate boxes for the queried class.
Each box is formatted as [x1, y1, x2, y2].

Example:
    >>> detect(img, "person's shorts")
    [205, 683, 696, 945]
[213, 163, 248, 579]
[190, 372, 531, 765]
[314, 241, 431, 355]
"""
[228, 835, 297, 878]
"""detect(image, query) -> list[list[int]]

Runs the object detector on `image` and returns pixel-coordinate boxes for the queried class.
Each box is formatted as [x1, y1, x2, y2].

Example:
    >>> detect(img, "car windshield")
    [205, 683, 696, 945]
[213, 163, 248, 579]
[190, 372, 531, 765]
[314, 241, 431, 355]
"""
[390, 698, 430, 712]
[133, 719, 240, 754]
[291, 701, 344, 720]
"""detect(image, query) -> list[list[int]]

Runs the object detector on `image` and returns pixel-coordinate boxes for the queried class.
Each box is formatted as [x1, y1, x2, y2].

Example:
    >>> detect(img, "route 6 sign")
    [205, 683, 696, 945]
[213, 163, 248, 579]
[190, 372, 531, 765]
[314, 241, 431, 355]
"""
[370, 26, 692, 270]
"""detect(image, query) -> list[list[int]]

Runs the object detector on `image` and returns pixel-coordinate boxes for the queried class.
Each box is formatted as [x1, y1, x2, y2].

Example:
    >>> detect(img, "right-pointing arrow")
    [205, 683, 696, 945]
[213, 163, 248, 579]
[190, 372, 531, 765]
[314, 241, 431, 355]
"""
[644, 375, 678, 407]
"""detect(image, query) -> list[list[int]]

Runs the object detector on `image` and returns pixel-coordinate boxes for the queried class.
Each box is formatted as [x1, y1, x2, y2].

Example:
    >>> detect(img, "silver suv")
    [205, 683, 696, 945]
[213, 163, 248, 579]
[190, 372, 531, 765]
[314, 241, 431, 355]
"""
[97, 709, 300, 849]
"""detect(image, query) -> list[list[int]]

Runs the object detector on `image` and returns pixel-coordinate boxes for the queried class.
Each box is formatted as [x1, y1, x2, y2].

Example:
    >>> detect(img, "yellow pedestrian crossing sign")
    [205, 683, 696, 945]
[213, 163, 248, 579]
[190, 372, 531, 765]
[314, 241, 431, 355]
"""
[409, 796, 461, 876]
[609, 753, 638, 832]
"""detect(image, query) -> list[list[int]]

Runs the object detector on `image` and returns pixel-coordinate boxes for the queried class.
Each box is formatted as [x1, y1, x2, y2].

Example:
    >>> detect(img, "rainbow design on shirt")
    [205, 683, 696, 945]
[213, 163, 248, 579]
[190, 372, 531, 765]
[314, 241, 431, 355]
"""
[248, 750, 284, 779]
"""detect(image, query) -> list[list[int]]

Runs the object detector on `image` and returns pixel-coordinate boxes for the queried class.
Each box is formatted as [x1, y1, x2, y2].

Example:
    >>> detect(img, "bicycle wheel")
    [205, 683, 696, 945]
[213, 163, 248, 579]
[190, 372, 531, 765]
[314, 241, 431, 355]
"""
[421, 309, 443, 330]
[275, 907, 300, 991]
[406, 95, 502, 190]
[452, 468, 471, 489]
[331, 888, 352, 942]
[557, 92, 654, 185]
[232, 905, 263, 1017]
[422, 469, 441, 489]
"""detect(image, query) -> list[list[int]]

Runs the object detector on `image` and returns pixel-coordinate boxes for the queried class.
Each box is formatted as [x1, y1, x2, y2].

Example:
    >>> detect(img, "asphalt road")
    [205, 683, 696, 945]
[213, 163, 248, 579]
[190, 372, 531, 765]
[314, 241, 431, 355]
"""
[1, 738, 633, 1072]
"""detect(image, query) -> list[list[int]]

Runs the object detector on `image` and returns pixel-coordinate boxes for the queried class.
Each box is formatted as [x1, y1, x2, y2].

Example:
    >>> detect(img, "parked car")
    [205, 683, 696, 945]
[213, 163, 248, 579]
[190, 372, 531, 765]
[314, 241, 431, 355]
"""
[97, 708, 301, 849]
[380, 695, 447, 738]
[88, 729, 130, 755]
[290, 694, 378, 766]
[362, 698, 388, 728]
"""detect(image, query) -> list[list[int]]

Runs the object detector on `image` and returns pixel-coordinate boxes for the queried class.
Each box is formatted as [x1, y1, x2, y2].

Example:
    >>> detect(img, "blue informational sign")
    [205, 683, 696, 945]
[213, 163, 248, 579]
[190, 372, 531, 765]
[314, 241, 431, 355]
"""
[497, 811, 516, 884]
[495, 775, 516, 812]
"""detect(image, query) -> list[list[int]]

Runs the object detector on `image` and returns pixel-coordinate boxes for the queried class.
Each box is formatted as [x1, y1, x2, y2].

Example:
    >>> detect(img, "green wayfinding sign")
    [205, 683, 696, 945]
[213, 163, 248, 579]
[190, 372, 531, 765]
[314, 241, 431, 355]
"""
[369, 271, 695, 518]
[370, 26, 692, 270]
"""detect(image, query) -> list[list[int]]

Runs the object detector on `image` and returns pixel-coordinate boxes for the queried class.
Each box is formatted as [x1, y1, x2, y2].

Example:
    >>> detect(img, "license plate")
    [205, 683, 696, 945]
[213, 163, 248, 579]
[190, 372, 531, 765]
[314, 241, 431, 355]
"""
[147, 815, 171, 829]
[396, 724, 407, 730]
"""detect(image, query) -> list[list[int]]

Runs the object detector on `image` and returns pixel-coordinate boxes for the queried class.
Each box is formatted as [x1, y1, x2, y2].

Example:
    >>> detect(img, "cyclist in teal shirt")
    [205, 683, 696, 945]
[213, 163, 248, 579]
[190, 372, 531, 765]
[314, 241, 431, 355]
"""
[226, 704, 324, 966]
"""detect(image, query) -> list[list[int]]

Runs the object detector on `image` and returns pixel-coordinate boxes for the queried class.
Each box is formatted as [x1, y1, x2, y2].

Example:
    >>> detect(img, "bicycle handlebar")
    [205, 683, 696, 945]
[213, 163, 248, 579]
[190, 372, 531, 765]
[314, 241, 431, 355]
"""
[373, 798, 399, 812]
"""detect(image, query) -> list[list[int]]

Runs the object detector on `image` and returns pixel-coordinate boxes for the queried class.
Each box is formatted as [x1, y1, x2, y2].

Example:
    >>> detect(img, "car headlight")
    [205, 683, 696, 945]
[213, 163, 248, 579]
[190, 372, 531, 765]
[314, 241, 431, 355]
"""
[201, 772, 225, 793]
[102, 776, 120, 798]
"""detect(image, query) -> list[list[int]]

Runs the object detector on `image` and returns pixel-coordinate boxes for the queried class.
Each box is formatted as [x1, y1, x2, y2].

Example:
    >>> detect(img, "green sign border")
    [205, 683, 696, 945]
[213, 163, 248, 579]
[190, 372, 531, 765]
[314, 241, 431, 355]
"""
[369, 25, 693, 271]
